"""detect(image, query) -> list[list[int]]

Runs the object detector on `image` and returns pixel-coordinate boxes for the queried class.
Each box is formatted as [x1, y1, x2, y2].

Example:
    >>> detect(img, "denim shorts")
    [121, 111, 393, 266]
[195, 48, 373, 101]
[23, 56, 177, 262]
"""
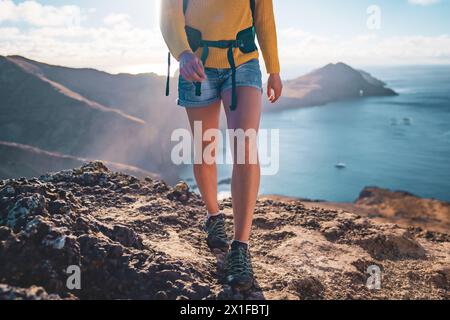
[178, 58, 263, 108]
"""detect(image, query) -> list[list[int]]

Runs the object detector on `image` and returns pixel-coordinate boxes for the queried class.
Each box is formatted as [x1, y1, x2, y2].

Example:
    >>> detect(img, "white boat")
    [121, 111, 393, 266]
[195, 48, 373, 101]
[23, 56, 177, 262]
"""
[335, 162, 347, 169]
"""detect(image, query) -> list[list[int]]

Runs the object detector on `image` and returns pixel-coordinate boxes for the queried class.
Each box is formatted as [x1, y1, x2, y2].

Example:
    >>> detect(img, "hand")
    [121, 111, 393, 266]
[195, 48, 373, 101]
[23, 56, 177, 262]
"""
[179, 50, 206, 82]
[267, 73, 283, 103]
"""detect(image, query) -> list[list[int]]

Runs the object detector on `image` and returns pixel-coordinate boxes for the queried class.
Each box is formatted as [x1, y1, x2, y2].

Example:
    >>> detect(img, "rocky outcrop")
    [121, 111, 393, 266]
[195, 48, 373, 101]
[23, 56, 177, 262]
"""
[0, 162, 448, 300]
[356, 187, 450, 234]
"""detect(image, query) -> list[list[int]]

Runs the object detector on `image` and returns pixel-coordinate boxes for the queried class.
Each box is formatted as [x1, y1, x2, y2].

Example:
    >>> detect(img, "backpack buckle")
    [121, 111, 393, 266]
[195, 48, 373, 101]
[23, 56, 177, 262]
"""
[234, 39, 245, 48]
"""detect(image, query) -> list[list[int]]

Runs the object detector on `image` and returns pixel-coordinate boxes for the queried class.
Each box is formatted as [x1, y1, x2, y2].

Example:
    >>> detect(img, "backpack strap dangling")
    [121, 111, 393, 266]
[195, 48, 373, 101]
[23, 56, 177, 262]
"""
[227, 46, 238, 111]
[183, 0, 189, 15]
[250, 0, 256, 24]
[165, 52, 171, 96]
[195, 46, 210, 96]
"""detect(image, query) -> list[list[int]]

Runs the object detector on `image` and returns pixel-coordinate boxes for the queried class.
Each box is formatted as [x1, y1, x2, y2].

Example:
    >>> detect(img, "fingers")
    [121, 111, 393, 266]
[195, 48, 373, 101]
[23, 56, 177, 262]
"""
[194, 59, 206, 80]
[272, 84, 282, 103]
[267, 83, 281, 103]
[181, 65, 202, 82]
[267, 82, 275, 103]
[181, 57, 206, 82]
[267, 77, 283, 104]
[180, 68, 192, 82]
[188, 64, 205, 82]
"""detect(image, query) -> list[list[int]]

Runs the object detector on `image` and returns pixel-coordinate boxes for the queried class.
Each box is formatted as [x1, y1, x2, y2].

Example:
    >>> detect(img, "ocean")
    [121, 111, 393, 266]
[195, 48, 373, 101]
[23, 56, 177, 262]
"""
[180, 65, 450, 202]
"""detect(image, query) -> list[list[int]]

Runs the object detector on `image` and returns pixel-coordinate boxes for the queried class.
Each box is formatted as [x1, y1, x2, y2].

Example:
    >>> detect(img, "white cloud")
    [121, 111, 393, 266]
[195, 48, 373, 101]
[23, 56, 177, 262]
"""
[1, 1, 449, 76]
[0, 1, 167, 74]
[103, 13, 131, 28]
[0, 0, 82, 27]
[0, 23, 168, 74]
[408, 0, 440, 6]
[277, 28, 450, 70]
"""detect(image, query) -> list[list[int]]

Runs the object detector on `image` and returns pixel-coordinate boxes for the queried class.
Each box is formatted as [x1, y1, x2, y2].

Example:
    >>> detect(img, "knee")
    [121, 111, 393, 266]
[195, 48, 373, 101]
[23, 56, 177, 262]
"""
[234, 139, 259, 165]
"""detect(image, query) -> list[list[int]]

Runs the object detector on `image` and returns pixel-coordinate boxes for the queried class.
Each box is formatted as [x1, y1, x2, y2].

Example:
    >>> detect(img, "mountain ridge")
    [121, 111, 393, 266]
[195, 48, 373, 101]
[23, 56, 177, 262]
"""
[5, 55, 173, 119]
[5, 56, 146, 123]
[0, 55, 149, 156]
[0, 55, 185, 182]
[0, 141, 159, 180]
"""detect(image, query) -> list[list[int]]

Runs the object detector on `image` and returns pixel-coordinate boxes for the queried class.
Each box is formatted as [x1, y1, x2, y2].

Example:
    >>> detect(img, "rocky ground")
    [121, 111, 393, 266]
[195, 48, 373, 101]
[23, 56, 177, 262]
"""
[355, 187, 450, 234]
[299, 187, 450, 235]
[0, 162, 448, 300]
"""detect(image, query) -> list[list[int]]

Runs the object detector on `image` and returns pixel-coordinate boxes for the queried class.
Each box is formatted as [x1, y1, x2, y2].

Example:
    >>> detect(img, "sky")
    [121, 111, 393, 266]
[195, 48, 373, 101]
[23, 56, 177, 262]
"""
[1, 0, 449, 78]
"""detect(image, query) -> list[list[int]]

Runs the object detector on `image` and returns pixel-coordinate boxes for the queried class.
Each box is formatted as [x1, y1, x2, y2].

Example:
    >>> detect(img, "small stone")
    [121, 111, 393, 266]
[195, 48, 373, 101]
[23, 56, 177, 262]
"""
[130, 183, 140, 190]
[43, 235, 67, 250]
[288, 276, 325, 300]
[155, 291, 168, 300]
[174, 182, 189, 193]
[48, 200, 67, 214]
[6, 194, 47, 229]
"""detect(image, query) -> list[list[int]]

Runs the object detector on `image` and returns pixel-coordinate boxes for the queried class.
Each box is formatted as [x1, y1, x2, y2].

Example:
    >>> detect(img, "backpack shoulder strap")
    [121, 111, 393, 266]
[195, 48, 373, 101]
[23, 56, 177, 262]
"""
[250, 0, 256, 23]
[183, 0, 188, 15]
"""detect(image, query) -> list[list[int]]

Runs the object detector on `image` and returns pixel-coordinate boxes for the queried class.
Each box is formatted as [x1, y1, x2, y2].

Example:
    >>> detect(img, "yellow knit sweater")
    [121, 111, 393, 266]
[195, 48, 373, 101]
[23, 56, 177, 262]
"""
[160, 0, 280, 74]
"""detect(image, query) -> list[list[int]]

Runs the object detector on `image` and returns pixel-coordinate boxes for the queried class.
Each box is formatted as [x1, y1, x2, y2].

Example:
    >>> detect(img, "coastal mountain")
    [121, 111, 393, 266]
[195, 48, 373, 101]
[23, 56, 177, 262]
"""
[6, 55, 174, 119]
[268, 62, 397, 110]
[0, 162, 448, 300]
[0, 55, 186, 182]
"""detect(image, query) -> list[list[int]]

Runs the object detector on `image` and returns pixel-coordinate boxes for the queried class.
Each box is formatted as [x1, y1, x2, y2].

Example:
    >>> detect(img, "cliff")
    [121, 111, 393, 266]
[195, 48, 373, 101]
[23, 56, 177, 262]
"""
[0, 162, 448, 300]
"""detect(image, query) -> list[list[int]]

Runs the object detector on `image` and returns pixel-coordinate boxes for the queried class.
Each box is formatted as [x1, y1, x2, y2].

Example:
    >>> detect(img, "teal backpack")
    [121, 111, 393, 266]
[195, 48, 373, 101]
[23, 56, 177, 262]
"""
[166, 0, 257, 111]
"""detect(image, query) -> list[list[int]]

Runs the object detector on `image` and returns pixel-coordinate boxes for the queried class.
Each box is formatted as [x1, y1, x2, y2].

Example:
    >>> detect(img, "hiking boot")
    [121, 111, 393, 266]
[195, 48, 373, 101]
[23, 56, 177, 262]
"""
[224, 241, 254, 291]
[203, 214, 229, 250]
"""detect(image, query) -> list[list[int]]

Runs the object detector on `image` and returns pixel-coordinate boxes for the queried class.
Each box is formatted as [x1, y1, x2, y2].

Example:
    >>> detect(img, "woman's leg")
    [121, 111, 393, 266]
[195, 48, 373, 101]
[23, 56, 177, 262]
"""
[222, 87, 262, 242]
[185, 101, 222, 215]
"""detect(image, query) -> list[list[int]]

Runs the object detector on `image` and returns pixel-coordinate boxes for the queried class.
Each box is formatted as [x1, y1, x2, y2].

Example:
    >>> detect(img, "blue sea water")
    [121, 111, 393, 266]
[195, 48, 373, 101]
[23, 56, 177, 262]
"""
[181, 66, 450, 202]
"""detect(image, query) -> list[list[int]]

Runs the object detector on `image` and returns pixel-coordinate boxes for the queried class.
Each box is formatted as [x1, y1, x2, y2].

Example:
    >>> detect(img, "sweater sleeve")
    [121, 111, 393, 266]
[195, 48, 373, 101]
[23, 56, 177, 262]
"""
[254, 0, 281, 74]
[160, 0, 192, 60]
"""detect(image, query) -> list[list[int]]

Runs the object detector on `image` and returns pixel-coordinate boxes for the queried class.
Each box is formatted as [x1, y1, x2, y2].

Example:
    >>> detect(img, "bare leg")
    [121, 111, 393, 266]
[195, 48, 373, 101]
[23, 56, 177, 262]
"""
[222, 87, 262, 242]
[185, 101, 222, 215]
